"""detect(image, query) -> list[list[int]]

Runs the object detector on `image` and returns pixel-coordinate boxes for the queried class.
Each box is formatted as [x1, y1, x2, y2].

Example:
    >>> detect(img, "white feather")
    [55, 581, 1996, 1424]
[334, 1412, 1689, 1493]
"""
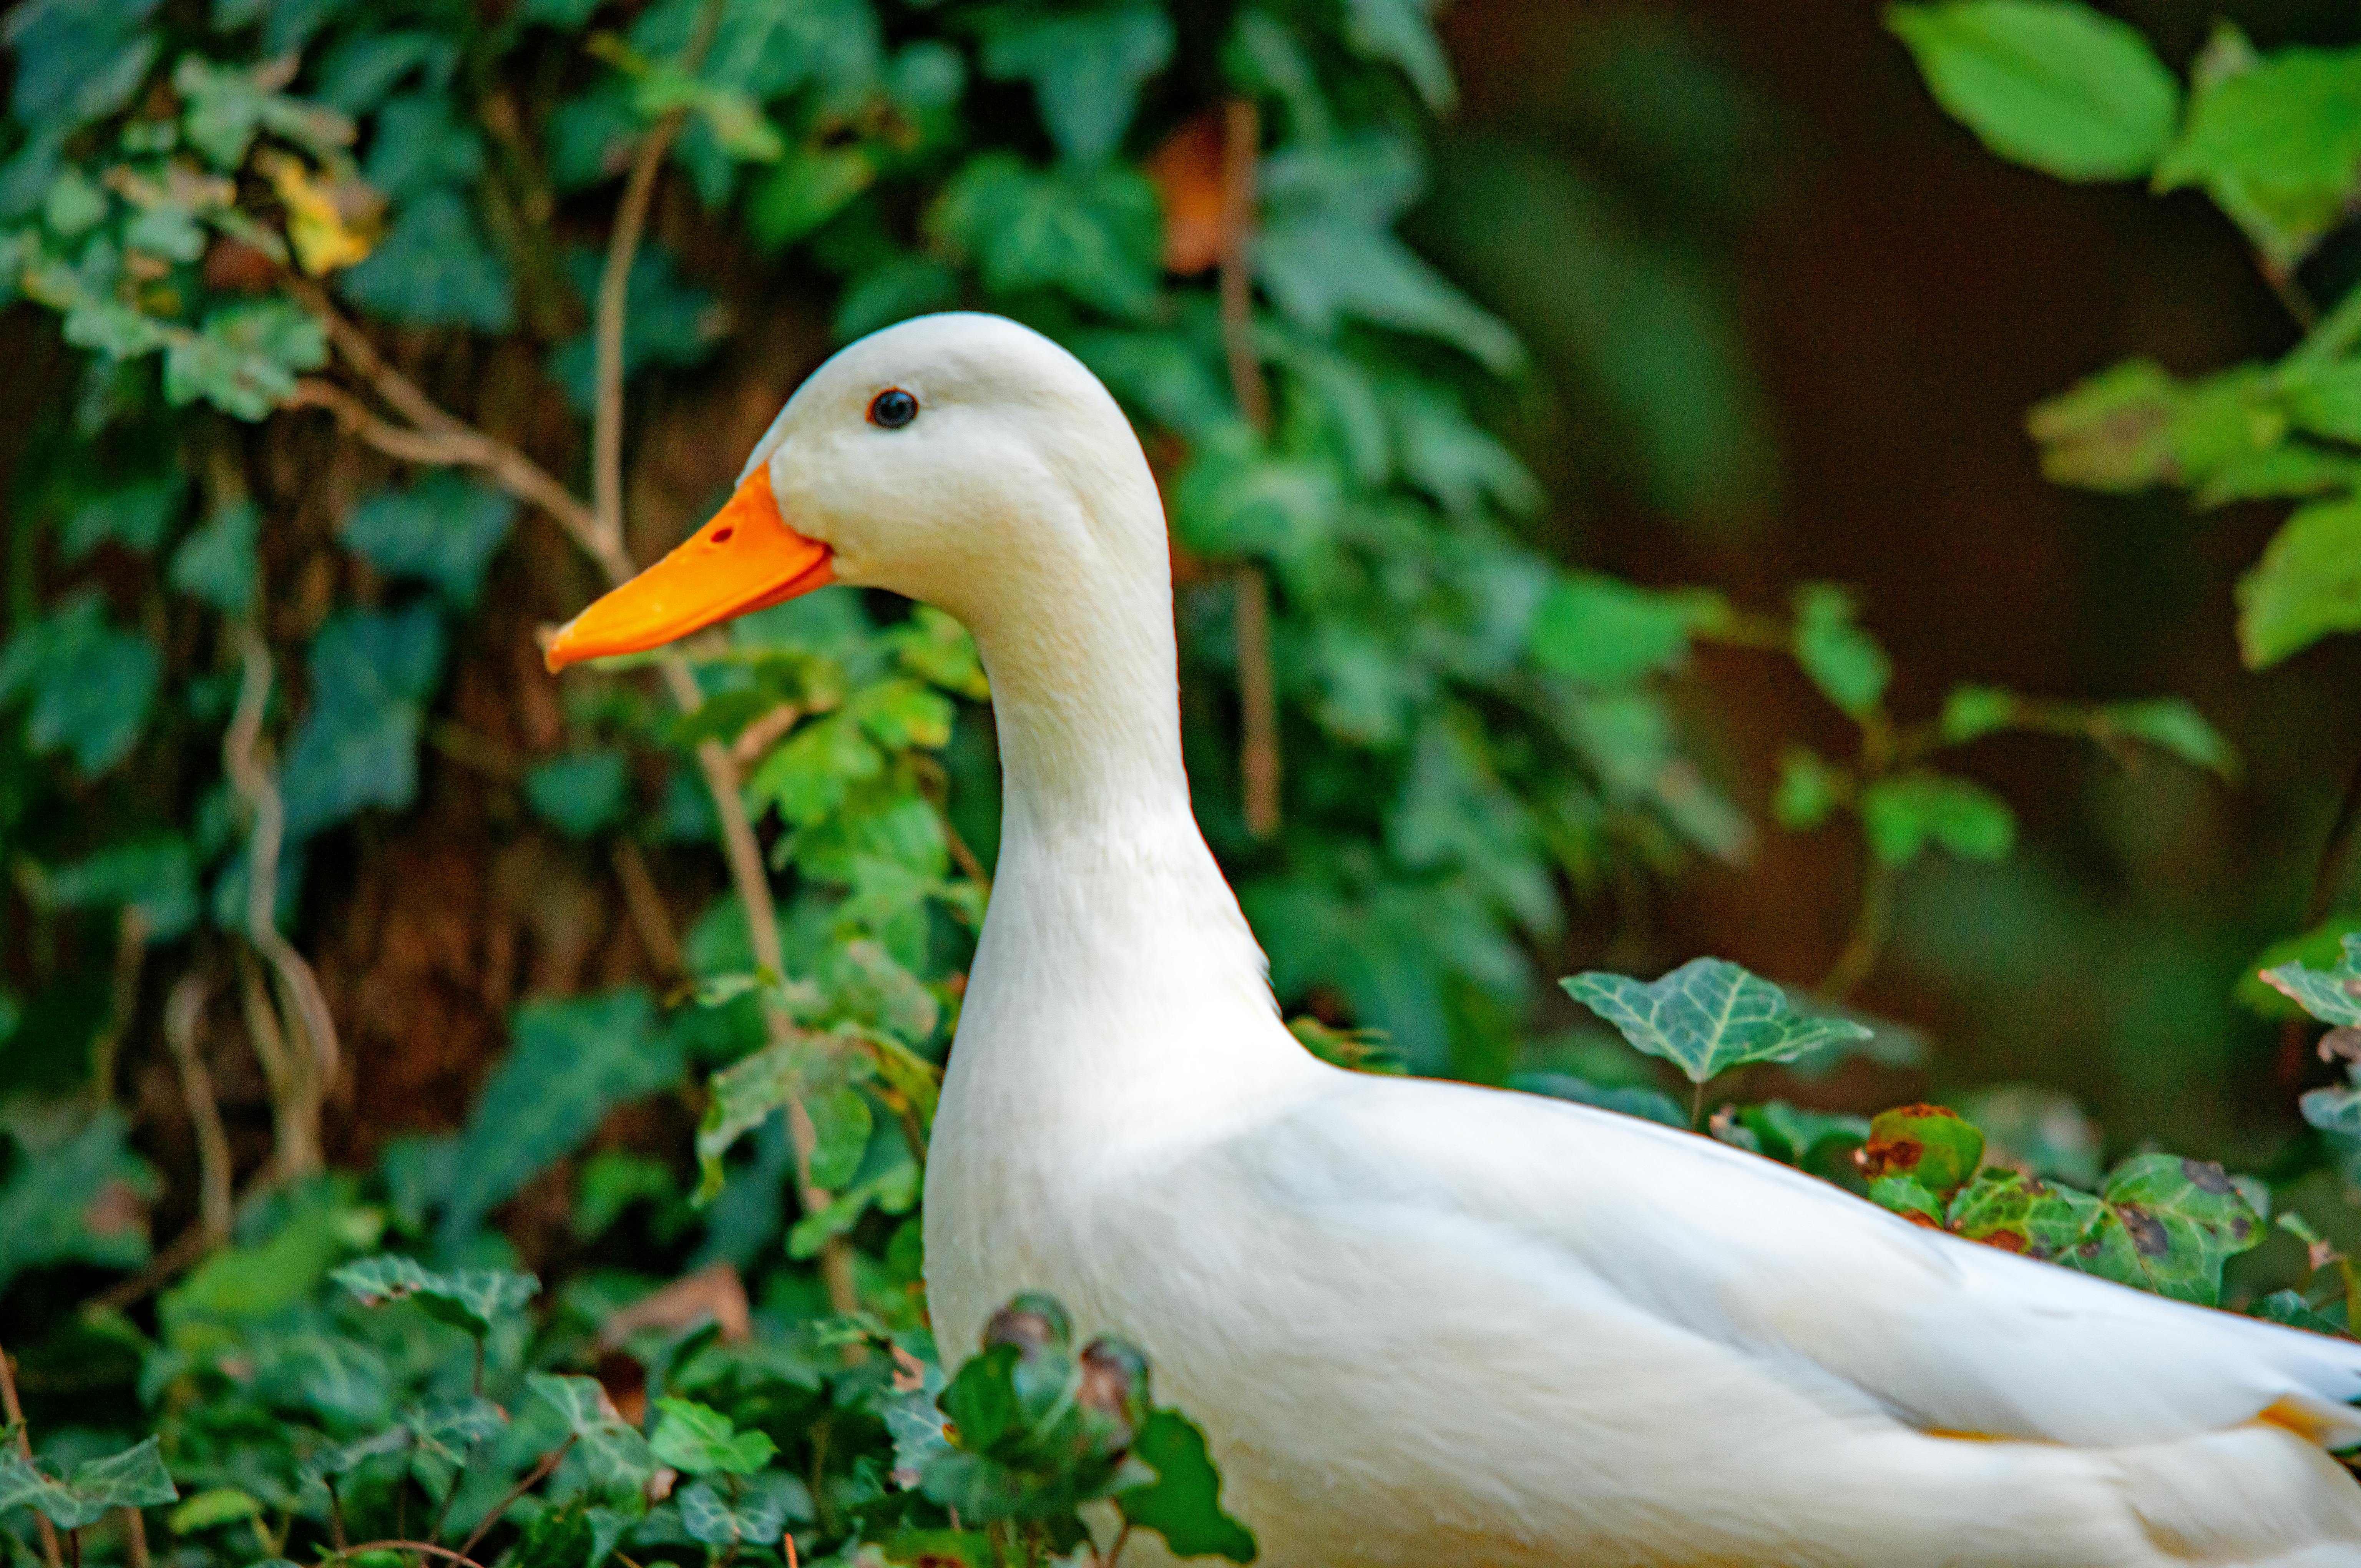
[754, 312, 2361, 1566]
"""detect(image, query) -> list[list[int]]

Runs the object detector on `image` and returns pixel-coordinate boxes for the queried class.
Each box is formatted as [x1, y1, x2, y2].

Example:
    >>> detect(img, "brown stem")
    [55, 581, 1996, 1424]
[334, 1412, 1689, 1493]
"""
[1216, 100, 1267, 435]
[121, 1507, 147, 1568]
[224, 625, 334, 1176]
[610, 842, 683, 977]
[1234, 566, 1280, 838]
[1819, 858, 1895, 1001]
[87, 907, 149, 1106]
[1215, 101, 1279, 838]
[454, 1435, 576, 1563]
[0, 1347, 63, 1568]
[164, 975, 234, 1244]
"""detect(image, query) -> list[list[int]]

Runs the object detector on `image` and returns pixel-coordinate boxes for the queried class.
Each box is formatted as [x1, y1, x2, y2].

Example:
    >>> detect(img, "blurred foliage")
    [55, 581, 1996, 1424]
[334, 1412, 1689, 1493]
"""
[0, 0, 2358, 1563]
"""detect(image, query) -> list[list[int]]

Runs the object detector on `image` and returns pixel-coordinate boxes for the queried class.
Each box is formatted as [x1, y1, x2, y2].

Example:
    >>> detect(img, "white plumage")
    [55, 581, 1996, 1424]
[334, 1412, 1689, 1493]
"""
[742, 313, 2361, 1565]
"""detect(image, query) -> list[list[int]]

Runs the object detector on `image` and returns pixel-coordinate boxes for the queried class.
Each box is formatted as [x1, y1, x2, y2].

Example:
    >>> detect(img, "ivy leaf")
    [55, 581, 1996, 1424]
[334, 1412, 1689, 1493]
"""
[526, 1373, 659, 1495]
[1887, 1, 2179, 180]
[1791, 583, 1890, 718]
[4, 0, 161, 131]
[551, 247, 724, 413]
[168, 499, 260, 614]
[342, 473, 518, 605]
[650, 1398, 778, 1477]
[2261, 932, 2361, 1028]
[1856, 1103, 1986, 1196]
[0, 588, 160, 776]
[330, 1255, 539, 1337]
[0, 1108, 156, 1292]
[1525, 573, 1728, 686]
[1858, 774, 2015, 867]
[163, 301, 328, 420]
[1341, 0, 1453, 111]
[979, 3, 1174, 164]
[174, 54, 355, 169]
[1561, 958, 1872, 1085]
[402, 1395, 509, 1465]
[1941, 1156, 2264, 1305]
[1258, 214, 1520, 373]
[525, 752, 629, 839]
[364, 94, 486, 200]
[1514, 1073, 1688, 1128]
[1938, 684, 2017, 744]
[1732, 1101, 1871, 1169]
[340, 189, 515, 331]
[929, 154, 1162, 320]
[2235, 497, 2361, 669]
[19, 837, 199, 942]
[437, 987, 682, 1243]
[168, 1489, 264, 1534]
[280, 604, 445, 840]
[747, 147, 876, 251]
[0, 1437, 176, 1531]
[1115, 1410, 1256, 1563]
[677, 1475, 810, 1546]
[63, 476, 185, 559]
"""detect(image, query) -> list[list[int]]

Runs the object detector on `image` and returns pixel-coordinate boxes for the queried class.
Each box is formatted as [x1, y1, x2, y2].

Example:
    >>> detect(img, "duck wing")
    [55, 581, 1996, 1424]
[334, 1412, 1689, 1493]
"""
[1281, 1074, 2361, 1450]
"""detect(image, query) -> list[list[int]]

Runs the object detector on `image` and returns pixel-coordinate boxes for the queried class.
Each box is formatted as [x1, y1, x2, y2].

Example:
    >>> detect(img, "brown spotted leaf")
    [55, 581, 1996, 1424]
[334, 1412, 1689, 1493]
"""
[1943, 1154, 2262, 1306]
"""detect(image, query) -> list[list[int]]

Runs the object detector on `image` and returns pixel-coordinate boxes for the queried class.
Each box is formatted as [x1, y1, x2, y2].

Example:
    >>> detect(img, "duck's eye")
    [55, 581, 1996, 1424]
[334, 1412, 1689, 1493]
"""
[868, 388, 918, 429]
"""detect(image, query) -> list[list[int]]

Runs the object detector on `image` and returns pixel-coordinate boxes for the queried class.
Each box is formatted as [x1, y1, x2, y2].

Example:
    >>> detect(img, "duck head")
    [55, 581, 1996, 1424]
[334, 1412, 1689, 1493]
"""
[543, 311, 1168, 670]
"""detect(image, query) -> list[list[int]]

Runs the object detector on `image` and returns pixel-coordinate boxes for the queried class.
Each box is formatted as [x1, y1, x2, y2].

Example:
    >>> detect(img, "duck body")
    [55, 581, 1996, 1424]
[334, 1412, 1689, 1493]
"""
[549, 312, 2361, 1566]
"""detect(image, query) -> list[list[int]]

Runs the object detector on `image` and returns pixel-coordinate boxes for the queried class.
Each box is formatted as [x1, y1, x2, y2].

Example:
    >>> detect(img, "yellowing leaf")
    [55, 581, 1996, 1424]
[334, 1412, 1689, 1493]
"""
[257, 150, 377, 274]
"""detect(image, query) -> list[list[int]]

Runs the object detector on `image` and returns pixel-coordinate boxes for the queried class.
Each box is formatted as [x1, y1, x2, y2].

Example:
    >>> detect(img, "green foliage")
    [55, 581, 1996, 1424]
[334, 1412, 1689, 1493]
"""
[1562, 958, 1873, 1086]
[0, 590, 159, 776]
[330, 1255, 538, 1337]
[1886, 2, 2178, 180]
[0, 1437, 177, 1531]
[342, 476, 518, 606]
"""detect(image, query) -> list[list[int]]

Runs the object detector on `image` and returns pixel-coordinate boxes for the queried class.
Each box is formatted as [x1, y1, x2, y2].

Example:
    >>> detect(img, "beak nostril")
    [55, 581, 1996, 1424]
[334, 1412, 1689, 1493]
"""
[710, 525, 735, 543]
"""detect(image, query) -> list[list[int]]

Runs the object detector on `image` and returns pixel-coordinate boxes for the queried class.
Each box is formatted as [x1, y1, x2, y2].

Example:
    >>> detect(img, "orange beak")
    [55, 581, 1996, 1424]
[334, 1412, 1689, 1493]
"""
[543, 466, 835, 672]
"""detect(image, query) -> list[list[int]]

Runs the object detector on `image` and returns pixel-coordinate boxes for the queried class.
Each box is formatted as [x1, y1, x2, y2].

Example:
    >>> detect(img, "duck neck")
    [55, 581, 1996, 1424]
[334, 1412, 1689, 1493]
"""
[952, 568, 1300, 1108]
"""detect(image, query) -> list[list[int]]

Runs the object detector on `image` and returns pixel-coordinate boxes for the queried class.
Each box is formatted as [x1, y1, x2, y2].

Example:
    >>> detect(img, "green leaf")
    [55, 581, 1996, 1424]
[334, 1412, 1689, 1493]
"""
[551, 246, 724, 412]
[0, 1108, 156, 1291]
[2098, 699, 2236, 777]
[2236, 496, 2361, 668]
[2261, 932, 2361, 1028]
[2252, 1289, 2348, 1338]
[747, 147, 874, 251]
[1734, 1101, 1871, 1169]
[169, 498, 260, 614]
[1257, 214, 1521, 373]
[5, 0, 160, 131]
[2156, 45, 2361, 245]
[1887, 1, 2178, 179]
[677, 1474, 810, 1546]
[1525, 574, 1727, 686]
[0, 1437, 176, 1531]
[20, 837, 199, 942]
[1938, 684, 2018, 744]
[744, 711, 883, 827]
[438, 987, 682, 1242]
[343, 474, 518, 604]
[2238, 920, 2361, 1022]
[649, 1398, 778, 1477]
[365, 93, 486, 199]
[169, 1488, 264, 1533]
[513, 1500, 596, 1568]
[0, 589, 159, 776]
[979, 3, 1173, 164]
[1858, 1103, 1986, 1196]
[1859, 774, 2015, 867]
[340, 189, 514, 331]
[1513, 1073, 1687, 1128]
[1116, 1409, 1256, 1563]
[173, 54, 354, 170]
[280, 604, 445, 839]
[330, 1254, 539, 1337]
[930, 154, 1161, 320]
[1772, 749, 1842, 832]
[2081, 1154, 2266, 1306]
[1943, 1167, 2107, 1259]
[403, 1395, 508, 1464]
[527, 1373, 659, 1495]
[1342, 0, 1453, 110]
[63, 476, 184, 559]
[1868, 1173, 1944, 1224]
[163, 301, 328, 420]
[525, 751, 630, 838]
[2280, 360, 2361, 445]
[1791, 583, 1890, 718]
[1561, 958, 1873, 1085]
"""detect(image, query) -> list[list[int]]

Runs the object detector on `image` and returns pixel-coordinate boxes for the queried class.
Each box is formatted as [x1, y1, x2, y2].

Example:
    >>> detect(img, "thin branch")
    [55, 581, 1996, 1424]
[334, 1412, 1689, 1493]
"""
[1215, 101, 1280, 837]
[87, 907, 149, 1106]
[611, 842, 683, 977]
[1819, 859, 1895, 1002]
[80, 1220, 214, 1314]
[289, 379, 610, 575]
[727, 703, 803, 770]
[121, 1507, 147, 1568]
[224, 625, 335, 1174]
[0, 1347, 63, 1568]
[164, 975, 234, 1245]
[453, 1435, 576, 1563]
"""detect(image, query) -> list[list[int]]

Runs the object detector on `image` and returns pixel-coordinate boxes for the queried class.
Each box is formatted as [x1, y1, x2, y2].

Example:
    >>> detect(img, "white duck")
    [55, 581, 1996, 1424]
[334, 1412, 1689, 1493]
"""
[550, 312, 2361, 1566]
